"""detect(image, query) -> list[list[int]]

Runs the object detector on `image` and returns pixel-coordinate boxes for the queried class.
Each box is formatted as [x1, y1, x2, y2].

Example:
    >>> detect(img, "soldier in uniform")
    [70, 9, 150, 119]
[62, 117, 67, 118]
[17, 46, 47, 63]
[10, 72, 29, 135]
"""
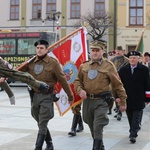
[110, 46, 129, 120]
[19, 39, 74, 150]
[74, 40, 127, 150]
[0, 56, 49, 92]
[0, 79, 15, 105]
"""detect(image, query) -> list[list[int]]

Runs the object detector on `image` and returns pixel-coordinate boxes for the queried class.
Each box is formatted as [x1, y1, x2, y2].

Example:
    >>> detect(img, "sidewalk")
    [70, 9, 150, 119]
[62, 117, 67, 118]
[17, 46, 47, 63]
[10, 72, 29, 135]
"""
[0, 86, 150, 150]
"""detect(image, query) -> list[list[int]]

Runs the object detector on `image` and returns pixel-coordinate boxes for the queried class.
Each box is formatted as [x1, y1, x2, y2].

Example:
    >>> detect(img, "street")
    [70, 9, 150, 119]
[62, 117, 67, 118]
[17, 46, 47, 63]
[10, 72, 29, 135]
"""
[0, 86, 150, 150]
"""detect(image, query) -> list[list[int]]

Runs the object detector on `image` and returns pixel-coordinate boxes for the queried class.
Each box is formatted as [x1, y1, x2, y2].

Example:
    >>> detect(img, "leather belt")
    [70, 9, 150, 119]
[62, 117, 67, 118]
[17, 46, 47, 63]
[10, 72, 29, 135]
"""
[87, 91, 111, 99]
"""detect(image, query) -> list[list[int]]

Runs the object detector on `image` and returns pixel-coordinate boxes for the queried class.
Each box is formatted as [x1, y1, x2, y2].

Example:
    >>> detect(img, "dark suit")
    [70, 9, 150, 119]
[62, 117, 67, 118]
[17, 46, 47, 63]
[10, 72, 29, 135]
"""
[119, 62, 150, 138]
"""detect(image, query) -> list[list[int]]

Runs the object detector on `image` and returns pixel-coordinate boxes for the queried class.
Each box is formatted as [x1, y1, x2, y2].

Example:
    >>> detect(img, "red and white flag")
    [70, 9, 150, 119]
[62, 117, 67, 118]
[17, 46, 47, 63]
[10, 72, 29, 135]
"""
[49, 27, 88, 116]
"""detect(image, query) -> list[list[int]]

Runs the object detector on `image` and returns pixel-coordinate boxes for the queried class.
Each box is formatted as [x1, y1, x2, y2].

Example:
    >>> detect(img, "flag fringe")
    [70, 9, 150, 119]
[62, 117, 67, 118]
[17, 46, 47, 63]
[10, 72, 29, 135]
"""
[55, 99, 83, 116]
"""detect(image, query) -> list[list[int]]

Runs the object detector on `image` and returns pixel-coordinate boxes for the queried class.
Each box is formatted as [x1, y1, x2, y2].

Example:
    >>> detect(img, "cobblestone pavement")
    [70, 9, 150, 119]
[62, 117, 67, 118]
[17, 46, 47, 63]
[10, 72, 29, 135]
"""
[0, 86, 150, 150]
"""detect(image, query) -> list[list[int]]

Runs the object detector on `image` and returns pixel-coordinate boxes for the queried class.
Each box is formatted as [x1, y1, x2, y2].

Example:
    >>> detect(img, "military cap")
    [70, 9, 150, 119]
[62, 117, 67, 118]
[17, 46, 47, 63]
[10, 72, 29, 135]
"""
[116, 46, 123, 50]
[34, 39, 49, 47]
[90, 40, 106, 50]
[127, 51, 141, 57]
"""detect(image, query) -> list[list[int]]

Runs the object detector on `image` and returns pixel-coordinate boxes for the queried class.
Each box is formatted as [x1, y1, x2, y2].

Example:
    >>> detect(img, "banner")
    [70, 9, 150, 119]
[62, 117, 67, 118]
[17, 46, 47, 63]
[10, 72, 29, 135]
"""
[49, 28, 88, 116]
[135, 30, 144, 53]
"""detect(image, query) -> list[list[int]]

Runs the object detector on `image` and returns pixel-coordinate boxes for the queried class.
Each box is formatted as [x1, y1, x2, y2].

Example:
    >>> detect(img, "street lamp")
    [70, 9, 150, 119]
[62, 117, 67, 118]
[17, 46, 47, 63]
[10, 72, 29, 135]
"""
[46, 11, 61, 31]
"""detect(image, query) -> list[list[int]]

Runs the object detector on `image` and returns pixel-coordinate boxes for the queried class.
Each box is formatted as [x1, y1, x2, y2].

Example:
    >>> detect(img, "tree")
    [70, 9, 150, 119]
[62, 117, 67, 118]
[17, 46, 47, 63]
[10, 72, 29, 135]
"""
[73, 12, 114, 41]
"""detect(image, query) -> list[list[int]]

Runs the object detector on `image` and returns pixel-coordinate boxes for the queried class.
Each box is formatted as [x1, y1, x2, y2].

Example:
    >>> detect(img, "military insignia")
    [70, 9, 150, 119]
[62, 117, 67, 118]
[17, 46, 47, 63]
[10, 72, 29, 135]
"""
[88, 69, 98, 80]
[34, 64, 43, 75]
[61, 95, 68, 105]
[63, 61, 78, 84]
[73, 42, 81, 52]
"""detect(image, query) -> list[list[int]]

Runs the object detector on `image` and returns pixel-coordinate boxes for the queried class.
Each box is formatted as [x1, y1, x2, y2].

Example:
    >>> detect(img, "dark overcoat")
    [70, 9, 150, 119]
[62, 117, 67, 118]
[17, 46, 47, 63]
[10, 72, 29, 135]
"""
[119, 62, 150, 110]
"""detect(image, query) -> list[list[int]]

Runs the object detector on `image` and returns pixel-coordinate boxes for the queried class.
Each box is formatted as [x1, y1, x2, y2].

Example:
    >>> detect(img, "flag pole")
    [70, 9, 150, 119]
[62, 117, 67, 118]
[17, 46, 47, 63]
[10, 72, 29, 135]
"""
[17, 27, 84, 70]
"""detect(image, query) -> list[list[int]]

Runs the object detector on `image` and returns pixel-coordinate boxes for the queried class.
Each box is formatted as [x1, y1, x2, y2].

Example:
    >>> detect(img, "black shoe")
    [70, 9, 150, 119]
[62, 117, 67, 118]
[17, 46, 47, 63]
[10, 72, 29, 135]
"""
[130, 137, 136, 143]
[107, 109, 112, 115]
[117, 114, 121, 121]
[114, 114, 117, 118]
[68, 129, 76, 136]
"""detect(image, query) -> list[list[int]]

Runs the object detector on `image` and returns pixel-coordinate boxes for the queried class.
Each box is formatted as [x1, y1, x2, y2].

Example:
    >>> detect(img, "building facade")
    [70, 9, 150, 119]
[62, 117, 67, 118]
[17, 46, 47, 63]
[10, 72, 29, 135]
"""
[117, 0, 150, 54]
[0, 0, 149, 53]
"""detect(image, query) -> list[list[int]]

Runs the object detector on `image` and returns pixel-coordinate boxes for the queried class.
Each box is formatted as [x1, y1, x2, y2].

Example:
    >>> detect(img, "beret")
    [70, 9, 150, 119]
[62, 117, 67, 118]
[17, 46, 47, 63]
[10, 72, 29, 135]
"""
[127, 51, 141, 57]
[34, 39, 49, 47]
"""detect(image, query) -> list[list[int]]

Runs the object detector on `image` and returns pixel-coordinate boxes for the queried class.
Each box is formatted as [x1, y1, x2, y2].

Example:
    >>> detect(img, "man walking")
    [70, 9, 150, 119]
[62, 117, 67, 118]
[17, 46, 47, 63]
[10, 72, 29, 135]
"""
[119, 50, 150, 143]
[20, 39, 74, 150]
[74, 40, 127, 150]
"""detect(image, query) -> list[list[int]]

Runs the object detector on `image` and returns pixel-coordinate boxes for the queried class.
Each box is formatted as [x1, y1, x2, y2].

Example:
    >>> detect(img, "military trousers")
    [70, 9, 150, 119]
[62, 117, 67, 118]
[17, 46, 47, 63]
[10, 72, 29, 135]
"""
[82, 98, 109, 139]
[0, 81, 14, 98]
[71, 103, 82, 115]
[31, 92, 54, 135]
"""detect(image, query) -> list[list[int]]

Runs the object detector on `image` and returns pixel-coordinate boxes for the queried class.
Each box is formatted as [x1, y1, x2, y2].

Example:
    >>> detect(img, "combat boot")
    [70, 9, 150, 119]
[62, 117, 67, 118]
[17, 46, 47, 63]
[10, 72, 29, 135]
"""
[92, 139, 102, 150]
[76, 115, 84, 132]
[68, 114, 80, 136]
[44, 129, 54, 150]
[107, 108, 112, 115]
[34, 134, 45, 150]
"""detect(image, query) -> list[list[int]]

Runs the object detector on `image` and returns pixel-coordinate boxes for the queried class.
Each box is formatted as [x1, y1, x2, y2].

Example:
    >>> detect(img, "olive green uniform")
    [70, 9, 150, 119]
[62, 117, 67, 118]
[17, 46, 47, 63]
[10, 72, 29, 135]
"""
[110, 55, 129, 71]
[0, 57, 48, 91]
[74, 58, 127, 139]
[21, 54, 74, 135]
[110, 55, 129, 118]
[0, 81, 15, 104]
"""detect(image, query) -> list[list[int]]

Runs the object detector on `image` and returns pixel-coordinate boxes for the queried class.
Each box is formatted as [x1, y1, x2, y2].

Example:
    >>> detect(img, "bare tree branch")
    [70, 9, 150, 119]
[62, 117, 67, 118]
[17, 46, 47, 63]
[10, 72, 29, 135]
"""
[73, 12, 114, 41]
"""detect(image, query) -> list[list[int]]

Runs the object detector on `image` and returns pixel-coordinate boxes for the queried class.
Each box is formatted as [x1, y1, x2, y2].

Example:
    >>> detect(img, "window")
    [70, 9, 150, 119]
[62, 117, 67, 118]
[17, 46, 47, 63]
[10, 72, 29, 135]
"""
[70, 0, 80, 19]
[10, 0, 19, 20]
[94, 0, 105, 17]
[32, 0, 42, 19]
[129, 0, 143, 26]
[46, 0, 56, 18]
[0, 39, 15, 54]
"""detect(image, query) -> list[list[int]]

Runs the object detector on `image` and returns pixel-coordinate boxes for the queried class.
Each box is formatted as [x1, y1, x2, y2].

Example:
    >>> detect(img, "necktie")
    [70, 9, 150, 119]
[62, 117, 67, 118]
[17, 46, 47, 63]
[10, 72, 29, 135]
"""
[131, 68, 134, 74]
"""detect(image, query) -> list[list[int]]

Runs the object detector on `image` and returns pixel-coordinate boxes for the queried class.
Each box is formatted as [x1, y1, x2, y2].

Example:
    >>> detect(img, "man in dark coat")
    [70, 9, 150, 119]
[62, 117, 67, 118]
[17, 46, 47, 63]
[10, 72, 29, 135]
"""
[118, 50, 150, 144]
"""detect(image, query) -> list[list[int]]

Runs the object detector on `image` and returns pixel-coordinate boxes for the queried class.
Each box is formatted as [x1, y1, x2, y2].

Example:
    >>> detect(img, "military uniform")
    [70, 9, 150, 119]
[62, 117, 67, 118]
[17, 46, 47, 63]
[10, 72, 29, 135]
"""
[110, 55, 129, 72]
[74, 40, 127, 150]
[0, 57, 49, 92]
[0, 81, 15, 104]
[110, 46, 129, 120]
[20, 39, 74, 150]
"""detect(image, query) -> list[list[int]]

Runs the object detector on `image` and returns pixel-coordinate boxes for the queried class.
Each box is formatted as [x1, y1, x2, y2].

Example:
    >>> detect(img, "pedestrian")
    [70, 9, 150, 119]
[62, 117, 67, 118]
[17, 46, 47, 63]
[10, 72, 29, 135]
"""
[142, 52, 150, 74]
[0, 79, 15, 105]
[110, 46, 129, 120]
[68, 104, 84, 136]
[74, 40, 127, 150]
[118, 50, 150, 143]
[0, 56, 49, 92]
[19, 39, 74, 150]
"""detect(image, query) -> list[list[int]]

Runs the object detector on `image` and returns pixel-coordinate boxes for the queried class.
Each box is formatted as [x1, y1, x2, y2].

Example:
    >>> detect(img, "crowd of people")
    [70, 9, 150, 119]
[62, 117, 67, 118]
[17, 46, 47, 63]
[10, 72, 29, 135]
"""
[0, 39, 150, 150]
